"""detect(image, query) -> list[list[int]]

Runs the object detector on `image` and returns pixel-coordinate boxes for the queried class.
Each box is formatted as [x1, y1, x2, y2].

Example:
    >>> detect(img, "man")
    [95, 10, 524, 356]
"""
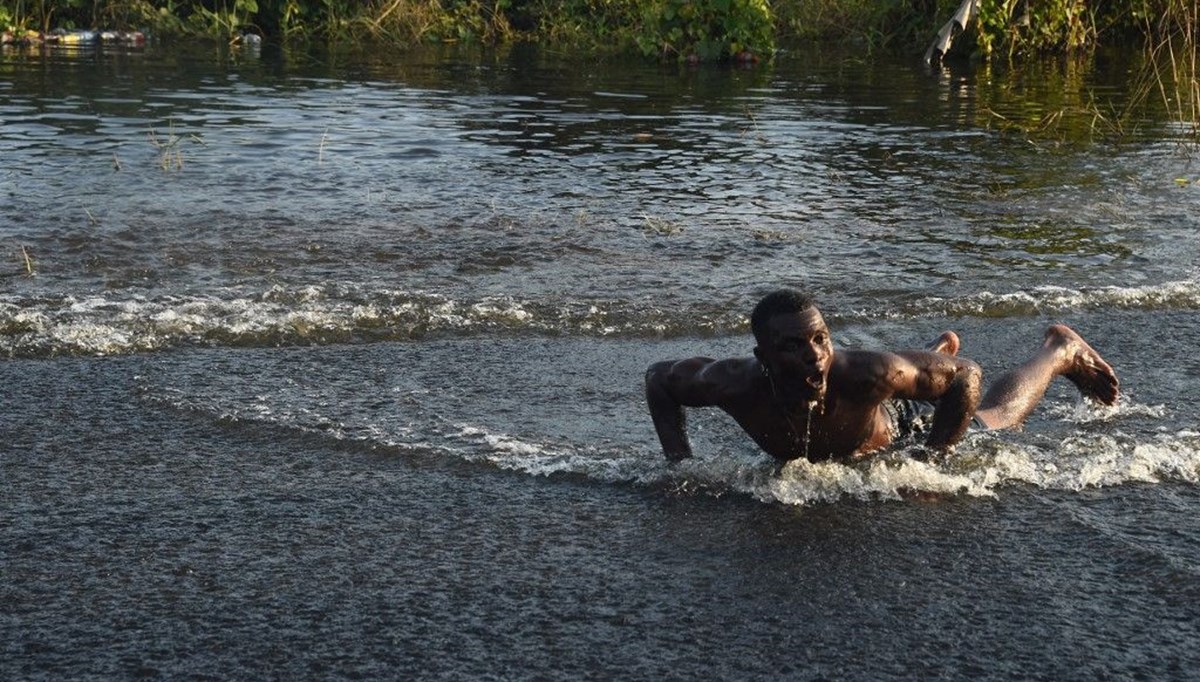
[645, 289, 1119, 463]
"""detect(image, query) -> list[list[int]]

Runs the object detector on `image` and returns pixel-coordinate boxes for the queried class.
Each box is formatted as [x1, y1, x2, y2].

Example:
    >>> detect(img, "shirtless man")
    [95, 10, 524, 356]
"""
[644, 289, 1120, 463]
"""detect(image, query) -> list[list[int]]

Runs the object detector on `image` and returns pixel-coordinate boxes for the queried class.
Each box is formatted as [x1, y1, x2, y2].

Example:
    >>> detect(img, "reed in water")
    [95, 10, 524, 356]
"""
[1141, 0, 1200, 140]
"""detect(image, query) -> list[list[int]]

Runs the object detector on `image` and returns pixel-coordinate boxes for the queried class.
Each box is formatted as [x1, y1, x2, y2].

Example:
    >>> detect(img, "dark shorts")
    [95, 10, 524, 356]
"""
[883, 399, 986, 440]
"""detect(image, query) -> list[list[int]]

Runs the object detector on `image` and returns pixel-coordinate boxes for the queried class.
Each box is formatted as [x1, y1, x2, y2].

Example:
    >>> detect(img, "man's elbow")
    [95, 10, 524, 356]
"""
[958, 361, 983, 397]
[945, 361, 983, 415]
[645, 361, 670, 393]
[646, 361, 684, 408]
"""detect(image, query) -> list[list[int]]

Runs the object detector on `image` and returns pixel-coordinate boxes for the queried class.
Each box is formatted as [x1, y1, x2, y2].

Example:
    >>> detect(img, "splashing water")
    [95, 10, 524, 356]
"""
[139, 366, 1192, 507]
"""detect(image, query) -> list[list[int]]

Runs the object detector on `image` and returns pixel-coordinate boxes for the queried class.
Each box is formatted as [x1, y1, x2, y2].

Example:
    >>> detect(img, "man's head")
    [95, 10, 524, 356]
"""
[750, 289, 818, 343]
[751, 289, 832, 406]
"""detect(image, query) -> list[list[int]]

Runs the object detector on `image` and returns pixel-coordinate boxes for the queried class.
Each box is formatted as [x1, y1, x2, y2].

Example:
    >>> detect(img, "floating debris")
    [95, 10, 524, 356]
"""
[1, 29, 145, 48]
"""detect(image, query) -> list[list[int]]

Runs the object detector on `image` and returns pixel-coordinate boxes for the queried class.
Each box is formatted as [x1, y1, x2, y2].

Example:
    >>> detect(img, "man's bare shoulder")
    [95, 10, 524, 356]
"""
[829, 348, 912, 401]
[647, 356, 760, 406]
[832, 347, 979, 403]
[650, 356, 759, 384]
[831, 348, 904, 377]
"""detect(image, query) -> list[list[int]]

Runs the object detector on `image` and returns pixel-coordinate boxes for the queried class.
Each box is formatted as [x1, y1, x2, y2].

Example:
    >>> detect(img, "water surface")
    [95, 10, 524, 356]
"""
[3, 41, 1200, 679]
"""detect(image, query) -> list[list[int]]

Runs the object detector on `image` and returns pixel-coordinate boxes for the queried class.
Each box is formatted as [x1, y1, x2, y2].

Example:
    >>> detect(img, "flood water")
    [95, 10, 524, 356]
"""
[3, 40, 1200, 679]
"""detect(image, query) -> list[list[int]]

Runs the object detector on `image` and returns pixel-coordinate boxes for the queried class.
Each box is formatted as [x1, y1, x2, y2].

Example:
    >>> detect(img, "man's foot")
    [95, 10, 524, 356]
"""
[1046, 324, 1120, 406]
[926, 331, 960, 356]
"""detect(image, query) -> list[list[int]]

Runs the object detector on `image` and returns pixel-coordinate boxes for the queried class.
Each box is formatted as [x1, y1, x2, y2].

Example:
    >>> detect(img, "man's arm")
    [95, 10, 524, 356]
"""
[644, 357, 728, 462]
[890, 350, 983, 451]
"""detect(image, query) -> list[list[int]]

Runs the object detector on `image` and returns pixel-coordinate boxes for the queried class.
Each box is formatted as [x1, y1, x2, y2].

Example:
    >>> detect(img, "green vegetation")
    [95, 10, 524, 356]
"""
[147, 121, 204, 171]
[1139, 0, 1199, 138]
[0, 1, 774, 60]
[0, 0, 1194, 68]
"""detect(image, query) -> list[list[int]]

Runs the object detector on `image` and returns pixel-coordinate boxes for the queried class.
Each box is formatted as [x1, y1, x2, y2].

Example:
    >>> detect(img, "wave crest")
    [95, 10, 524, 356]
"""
[140, 372, 1191, 505]
[5, 278, 1198, 357]
[446, 403, 1194, 505]
[904, 280, 1200, 319]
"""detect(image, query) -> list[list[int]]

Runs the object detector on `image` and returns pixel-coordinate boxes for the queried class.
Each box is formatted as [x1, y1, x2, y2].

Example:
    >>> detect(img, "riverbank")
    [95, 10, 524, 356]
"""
[1, 0, 1195, 62]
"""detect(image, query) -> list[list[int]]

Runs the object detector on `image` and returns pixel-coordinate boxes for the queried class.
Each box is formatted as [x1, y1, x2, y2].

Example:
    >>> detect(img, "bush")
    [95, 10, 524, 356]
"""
[635, 0, 775, 61]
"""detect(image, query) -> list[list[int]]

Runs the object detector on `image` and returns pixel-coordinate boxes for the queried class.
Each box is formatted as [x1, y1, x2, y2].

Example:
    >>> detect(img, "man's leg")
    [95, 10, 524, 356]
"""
[974, 324, 1119, 430]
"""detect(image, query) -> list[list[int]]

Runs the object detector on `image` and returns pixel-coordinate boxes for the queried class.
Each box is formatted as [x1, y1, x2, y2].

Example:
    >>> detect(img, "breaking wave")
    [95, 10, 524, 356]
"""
[144, 381, 1195, 505]
[4, 278, 1199, 358]
[0, 284, 732, 358]
[451, 417, 1200, 506]
[897, 279, 1200, 319]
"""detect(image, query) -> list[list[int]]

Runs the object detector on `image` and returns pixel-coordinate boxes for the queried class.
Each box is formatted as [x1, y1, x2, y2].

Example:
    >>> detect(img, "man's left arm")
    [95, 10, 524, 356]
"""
[891, 351, 983, 450]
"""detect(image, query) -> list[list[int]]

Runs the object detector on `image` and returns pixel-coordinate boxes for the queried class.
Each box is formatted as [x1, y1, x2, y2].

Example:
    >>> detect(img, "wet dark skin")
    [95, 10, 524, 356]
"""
[645, 303, 1121, 464]
[645, 306, 982, 463]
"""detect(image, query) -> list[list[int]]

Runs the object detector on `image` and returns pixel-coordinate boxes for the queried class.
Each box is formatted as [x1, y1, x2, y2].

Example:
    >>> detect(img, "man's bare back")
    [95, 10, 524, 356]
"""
[645, 290, 1119, 464]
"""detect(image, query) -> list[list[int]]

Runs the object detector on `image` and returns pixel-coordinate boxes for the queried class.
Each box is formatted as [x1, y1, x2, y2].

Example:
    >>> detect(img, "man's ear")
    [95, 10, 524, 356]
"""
[753, 346, 763, 362]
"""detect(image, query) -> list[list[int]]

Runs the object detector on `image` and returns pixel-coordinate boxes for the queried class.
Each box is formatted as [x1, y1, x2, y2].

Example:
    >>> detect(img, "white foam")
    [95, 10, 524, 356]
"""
[911, 279, 1200, 318]
[7, 278, 1196, 357]
[1047, 398, 1168, 424]
[0, 286, 550, 357]
[138, 373, 1200, 506]
[443, 420, 1200, 506]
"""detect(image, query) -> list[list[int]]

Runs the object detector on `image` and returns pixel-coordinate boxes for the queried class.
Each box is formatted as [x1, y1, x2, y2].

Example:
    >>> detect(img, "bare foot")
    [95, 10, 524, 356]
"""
[926, 331, 960, 356]
[1045, 324, 1119, 406]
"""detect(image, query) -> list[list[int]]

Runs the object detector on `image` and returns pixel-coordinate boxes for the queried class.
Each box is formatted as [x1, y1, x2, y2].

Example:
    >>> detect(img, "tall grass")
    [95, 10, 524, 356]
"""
[1141, 0, 1199, 140]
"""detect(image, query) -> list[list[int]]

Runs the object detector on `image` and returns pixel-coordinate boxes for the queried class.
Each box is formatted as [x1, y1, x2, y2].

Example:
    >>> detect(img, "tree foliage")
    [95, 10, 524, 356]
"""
[635, 0, 773, 61]
[0, 0, 1194, 62]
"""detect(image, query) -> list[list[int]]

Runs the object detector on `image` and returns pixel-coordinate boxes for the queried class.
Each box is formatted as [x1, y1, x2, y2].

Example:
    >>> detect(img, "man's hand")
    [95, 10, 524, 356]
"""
[924, 361, 982, 451]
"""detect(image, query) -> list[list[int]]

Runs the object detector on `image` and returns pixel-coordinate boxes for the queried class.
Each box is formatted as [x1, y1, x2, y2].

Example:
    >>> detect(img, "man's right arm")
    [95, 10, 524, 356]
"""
[887, 350, 983, 452]
[644, 357, 722, 462]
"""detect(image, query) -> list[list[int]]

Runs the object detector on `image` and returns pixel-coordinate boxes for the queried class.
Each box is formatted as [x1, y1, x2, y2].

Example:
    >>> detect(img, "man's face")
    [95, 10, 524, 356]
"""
[755, 306, 834, 404]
